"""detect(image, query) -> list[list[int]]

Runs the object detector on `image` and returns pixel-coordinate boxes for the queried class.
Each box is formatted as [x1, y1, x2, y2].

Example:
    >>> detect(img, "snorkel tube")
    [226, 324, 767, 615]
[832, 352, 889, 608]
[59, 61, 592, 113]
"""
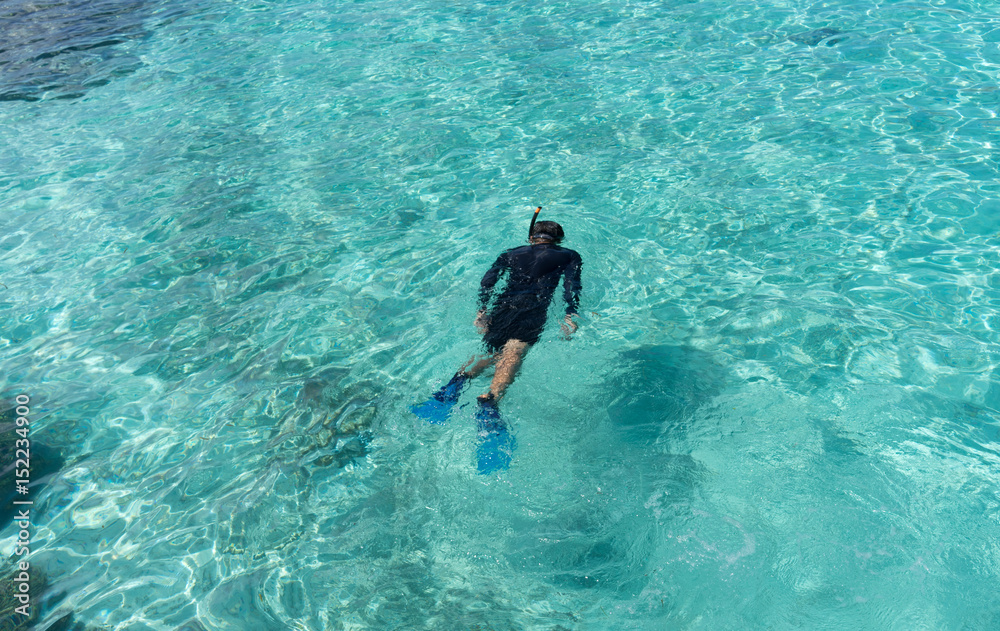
[528, 206, 542, 241]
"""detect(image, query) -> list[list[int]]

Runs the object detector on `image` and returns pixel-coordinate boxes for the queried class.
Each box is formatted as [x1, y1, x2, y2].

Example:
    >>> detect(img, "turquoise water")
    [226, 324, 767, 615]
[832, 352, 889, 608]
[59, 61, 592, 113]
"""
[2, 0, 1000, 628]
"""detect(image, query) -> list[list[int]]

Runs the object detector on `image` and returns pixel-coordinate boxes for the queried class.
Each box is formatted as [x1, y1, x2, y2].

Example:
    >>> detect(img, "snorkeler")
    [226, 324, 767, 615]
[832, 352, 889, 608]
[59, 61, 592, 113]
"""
[411, 207, 583, 472]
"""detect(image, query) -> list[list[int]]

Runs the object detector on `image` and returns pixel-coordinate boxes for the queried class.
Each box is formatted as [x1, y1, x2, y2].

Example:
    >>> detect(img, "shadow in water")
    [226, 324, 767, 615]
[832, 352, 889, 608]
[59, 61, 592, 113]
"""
[602, 344, 730, 445]
[508, 454, 705, 598]
[510, 507, 653, 595]
[501, 346, 727, 599]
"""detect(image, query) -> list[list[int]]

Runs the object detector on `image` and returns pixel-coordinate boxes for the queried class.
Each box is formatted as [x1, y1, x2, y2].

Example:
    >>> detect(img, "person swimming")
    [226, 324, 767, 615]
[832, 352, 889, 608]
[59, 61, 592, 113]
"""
[411, 207, 583, 472]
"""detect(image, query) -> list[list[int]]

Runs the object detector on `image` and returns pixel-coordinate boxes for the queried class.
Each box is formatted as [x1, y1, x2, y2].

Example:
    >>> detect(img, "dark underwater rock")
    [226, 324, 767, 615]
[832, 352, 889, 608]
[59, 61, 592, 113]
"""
[0, 0, 150, 102]
[0, 408, 65, 531]
[0, 560, 97, 631]
[274, 378, 380, 470]
[0, 561, 45, 631]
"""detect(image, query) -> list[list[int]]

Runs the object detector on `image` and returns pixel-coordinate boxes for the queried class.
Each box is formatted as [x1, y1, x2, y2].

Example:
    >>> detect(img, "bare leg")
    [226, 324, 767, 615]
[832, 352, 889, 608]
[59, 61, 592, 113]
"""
[460, 354, 497, 378]
[484, 339, 529, 401]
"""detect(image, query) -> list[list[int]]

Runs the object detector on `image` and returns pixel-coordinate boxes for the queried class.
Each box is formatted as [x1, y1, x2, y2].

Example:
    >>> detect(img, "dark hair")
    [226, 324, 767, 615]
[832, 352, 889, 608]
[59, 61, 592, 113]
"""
[531, 220, 564, 243]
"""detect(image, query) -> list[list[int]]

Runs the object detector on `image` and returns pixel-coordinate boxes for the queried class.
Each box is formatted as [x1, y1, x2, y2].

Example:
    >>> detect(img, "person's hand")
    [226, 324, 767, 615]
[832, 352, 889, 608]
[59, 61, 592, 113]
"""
[474, 311, 488, 334]
[561, 314, 578, 339]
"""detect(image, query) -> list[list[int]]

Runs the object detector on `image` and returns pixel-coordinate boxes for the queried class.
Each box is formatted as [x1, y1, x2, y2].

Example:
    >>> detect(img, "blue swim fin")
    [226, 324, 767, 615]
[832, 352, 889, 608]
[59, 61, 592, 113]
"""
[410, 373, 469, 425]
[474, 396, 516, 474]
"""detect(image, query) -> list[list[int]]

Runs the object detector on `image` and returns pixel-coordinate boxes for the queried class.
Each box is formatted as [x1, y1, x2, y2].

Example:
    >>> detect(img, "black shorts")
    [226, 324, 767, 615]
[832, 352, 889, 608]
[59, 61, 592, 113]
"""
[482, 305, 548, 354]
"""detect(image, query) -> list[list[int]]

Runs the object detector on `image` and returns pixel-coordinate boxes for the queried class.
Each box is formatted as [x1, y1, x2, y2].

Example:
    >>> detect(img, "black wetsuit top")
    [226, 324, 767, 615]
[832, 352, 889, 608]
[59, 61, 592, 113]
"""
[477, 243, 582, 352]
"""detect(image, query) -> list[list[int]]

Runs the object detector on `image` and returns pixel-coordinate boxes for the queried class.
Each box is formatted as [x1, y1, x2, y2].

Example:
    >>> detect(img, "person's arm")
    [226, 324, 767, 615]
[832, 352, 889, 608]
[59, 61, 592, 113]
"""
[477, 251, 509, 328]
[561, 252, 582, 338]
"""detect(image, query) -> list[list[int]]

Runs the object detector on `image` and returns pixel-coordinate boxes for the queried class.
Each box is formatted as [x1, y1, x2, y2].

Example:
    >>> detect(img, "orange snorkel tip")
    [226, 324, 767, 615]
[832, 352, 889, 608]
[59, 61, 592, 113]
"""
[528, 206, 542, 240]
